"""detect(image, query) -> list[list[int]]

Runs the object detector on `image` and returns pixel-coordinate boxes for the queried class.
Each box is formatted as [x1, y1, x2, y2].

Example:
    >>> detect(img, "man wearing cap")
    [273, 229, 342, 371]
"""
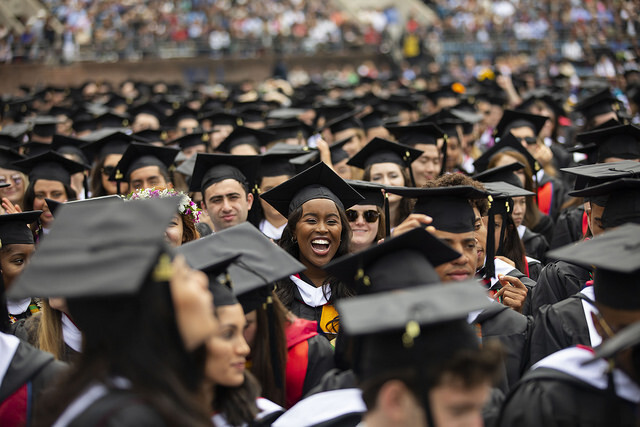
[190, 153, 260, 232]
[499, 224, 640, 426]
[112, 142, 179, 193]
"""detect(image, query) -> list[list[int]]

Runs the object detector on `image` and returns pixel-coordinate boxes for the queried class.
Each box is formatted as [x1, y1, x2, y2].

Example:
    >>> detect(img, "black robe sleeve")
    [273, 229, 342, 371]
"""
[522, 228, 549, 263]
[68, 391, 166, 427]
[305, 369, 357, 397]
[475, 304, 532, 391]
[528, 260, 591, 317]
[528, 295, 591, 367]
[302, 334, 337, 398]
[549, 205, 585, 251]
[503, 267, 537, 317]
[531, 213, 554, 245]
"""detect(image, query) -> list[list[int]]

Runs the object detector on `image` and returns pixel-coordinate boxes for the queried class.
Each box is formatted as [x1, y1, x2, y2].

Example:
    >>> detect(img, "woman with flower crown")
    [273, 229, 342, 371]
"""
[126, 185, 202, 246]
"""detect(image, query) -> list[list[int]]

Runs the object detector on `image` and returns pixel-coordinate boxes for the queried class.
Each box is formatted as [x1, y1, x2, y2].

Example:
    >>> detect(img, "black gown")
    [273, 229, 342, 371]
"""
[528, 260, 592, 317]
[549, 205, 586, 251]
[529, 287, 596, 367]
[498, 346, 640, 427]
[521, 227, 549, 264]
[537, 173, 567, 223]
[66, 390, 167, 426]
[530, 214, 555, 250]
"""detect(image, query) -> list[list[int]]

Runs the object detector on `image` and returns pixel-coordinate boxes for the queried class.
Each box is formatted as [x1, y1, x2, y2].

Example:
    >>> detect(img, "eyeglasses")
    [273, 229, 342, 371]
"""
[346, 209, 380, 223]
[0, 174, 23, 185]
[101, 165, 116, 176]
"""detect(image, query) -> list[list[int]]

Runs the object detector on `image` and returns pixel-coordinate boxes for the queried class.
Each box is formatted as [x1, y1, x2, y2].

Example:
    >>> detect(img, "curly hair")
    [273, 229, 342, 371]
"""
[427, 173, 489, 216]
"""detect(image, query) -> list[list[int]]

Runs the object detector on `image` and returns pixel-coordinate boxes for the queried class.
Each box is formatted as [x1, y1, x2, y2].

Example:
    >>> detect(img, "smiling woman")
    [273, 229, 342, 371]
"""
[260, 162, 363, 338]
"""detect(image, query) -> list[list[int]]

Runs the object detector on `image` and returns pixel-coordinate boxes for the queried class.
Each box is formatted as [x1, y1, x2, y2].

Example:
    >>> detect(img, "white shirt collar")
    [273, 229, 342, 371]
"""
[259, 219, 286, 240]
[289, 275, 330, 307]
[62, 313, 83, 353]
[0, 332, 21, 385]
[6, 297, 31, 315]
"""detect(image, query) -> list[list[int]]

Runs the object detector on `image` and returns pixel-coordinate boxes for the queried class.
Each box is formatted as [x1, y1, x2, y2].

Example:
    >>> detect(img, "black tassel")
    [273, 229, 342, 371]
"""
[384, 191, 390, 237]
[439, 134, 448, 176]
[485, 208, 496, 279]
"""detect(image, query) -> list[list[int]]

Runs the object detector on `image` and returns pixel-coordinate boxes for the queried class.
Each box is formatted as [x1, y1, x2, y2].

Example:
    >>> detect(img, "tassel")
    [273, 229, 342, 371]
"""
[384, 191, 390, 237]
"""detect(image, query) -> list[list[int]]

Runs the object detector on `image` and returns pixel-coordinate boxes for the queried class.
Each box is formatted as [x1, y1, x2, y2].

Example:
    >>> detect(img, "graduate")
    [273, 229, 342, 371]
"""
[189, 153, 261, 232]
[498, 224, 640, 426]
[7, 197, 218, 426]
[110, 142, 179, 193]
[529, 178, 640, 365]
[260, 162, 363, 338]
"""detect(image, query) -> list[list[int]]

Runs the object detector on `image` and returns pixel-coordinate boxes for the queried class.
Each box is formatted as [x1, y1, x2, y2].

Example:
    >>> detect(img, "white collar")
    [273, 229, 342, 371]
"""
[533, 346, 640, 403]
[580, 286, 602, 347]
[289, 275, 331, 307]
[273, 388, 365, 427]
[62, 313, 83, 353]
[53, 377, 131, 427]
[212, 398, 284, 426]
[489, 257, 516, 289]
[0, 332, 20, 385]
[536, 169, 545, 182]
[259, 219, 286, 240]
[6, 297, 31, 315]
[517, 224, 526, 239]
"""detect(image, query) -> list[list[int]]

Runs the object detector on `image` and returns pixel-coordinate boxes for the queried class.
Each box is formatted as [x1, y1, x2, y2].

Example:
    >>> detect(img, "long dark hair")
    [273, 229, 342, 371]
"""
[34, 270, 211, 426]
[212, 371, 261, 426]
[363, 165, 412, 227]
[276, 203, 353, 308]
[23, 179, 77, 211]
[496, 211, 527, 273]
[88, 156, 109, 197]
[248, 292, 288, 407]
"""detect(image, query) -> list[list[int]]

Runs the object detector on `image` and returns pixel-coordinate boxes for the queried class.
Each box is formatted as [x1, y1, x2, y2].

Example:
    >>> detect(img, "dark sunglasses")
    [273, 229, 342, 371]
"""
[519, 136, 538, 145]
[346, 209, 380, 223]
[101, 165, 116, 176]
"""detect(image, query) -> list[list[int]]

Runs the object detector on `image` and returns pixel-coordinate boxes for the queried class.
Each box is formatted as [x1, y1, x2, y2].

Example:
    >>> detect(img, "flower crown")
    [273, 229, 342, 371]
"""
[125, 186, 202, 223]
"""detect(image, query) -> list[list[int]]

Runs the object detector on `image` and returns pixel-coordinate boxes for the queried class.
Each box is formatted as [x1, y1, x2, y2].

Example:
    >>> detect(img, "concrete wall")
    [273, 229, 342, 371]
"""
[0, 52, 391, 95]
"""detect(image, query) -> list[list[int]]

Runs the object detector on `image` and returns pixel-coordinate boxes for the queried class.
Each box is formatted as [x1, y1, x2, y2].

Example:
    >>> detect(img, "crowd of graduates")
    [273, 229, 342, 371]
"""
[0, 65, 639, 426]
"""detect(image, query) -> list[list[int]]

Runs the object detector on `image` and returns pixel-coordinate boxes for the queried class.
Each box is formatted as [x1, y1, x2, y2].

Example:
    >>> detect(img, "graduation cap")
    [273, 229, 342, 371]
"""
[7, 197, 180, 300]
[237, 107, 266, 124]
[20, 141, 51, 157]
[345, 179, 389, 235]
[574, 124, 640, 163]
[561, 160, 640, 193]
[473, 162, 525, 189]
[216, 126, 274, 154]
[0, 210, 42, 247]
[27, 116, 62, 137]
[473, 132, 540, 174]
[262, 143, 319, 174]
[265, 108, 307, 122]
[81, 130, 140, 162]
[51, 134, 90, 165]
[328, 136, 352, 165]
[573, 88, 618, 123]
[133, 128, 170, 144]
[128, 101, 166, 121]
[168, 106, 200, 128]
[13, 151, 89, 187]
[546, 223, 640, 310]
[170, 132, 210, 151]
[359, 110, 386, 131]
[260, 161, 364, 219]
[111, 142, 179, 183]
[45, 195, 124, 217]
[314, 101, 355, 122]
[518, 89, 566, 119]
[386, 185, 487, 234]
[264, 120, 314, 143]
[324, 227, 460, 295]
[95, 112, 130, 129]
[198, 110, 243, 127]
[347, 137, 423, 187]
[569, 178, 640, 228]
[258, 152, 298, 179]
[494, 109, 548, 140]
[385, 122, 447, 175]
[0, 146, 25, 170]
[189, 152, 261, 194]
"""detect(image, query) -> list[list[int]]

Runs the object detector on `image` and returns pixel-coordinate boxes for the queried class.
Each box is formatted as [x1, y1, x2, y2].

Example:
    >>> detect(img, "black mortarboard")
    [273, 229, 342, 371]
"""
[0, 147, 25, 169]
[189, 153, 261, 194]
[325, 111, 363, 134]
[473, 162, 525, 189]
[345, 180, 385, 208]
[546, 223, 640, 310]
[45, 195, 124, 217]
[561, 160, 640, 191]
[573, 88, 618, 122]
[128, 101, 166, 121]
[216, 126, 274, 154]
[329, 136, 352, 165]
[51, 134, 90, 164]
[575, 124, 640, 162]
[315, 102, 355, 121]
[237, 107, 266, 124]
[473, 132, 540, 173]
[347, 137, 423, 171]
[379, 94, 419, 115]
[170, 132, 210, 151]
[168, 106, 200, 128]
[324, 227, 460, 295]
[360, 111, 385, 130]
[21, 142, 52, 157]
[259, 152, 298, 178]
[260, 161, 364, 219]
[386, 185, 487, 233]
[425, 86, 460, 103]
[265, 108, 307, 121]
[494, 109, 548, 139]
[28, 116, 61, 137]
[7, 197, 179, 299]
[198, 110, 243, 127]
[569, 178, 640, 228]
[385, 122, 444, 146]
[133, 128, 170, 144]
[518, 89, 565, 118]
[81, 130, 138, 161]
[95, 112, 130, 129]
[0, 210, 41, 246]
[264, 120, 314, 143]
[13, 151, 89, 186]
[261, 143, 319, 173]
[111, 142, 179, 181]
[0, 134, 21, 150]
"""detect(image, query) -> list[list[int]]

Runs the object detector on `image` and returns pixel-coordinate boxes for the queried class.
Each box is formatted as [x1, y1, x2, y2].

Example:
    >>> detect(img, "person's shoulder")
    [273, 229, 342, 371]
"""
[70, 391, 166, 427]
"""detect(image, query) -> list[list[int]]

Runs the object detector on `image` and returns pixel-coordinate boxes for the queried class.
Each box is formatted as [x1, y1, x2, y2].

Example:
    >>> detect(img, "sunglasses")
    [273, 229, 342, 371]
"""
[101, 165, 116, 176]
[346, 209, 380, 223]
[519, 136, 538, 145]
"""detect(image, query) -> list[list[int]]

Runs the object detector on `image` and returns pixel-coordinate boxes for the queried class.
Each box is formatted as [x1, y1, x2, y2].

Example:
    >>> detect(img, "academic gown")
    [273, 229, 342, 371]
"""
[0, 333, 67, 426]
[530, 213, 555, 247]
[528, 260, 591, 317]
[529, 286, 599, 367]
[485, 258, 538, 317]
[549, 205, 586, 251]
[472, 302, 533, 391]
[277, 275, 340, 339]
[498, 346, 640, 427]
[212, 397, 284, 427]
[520, 226, 549, 264]
[12, 312, 81, 363]
[537, 173, 566, 223]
